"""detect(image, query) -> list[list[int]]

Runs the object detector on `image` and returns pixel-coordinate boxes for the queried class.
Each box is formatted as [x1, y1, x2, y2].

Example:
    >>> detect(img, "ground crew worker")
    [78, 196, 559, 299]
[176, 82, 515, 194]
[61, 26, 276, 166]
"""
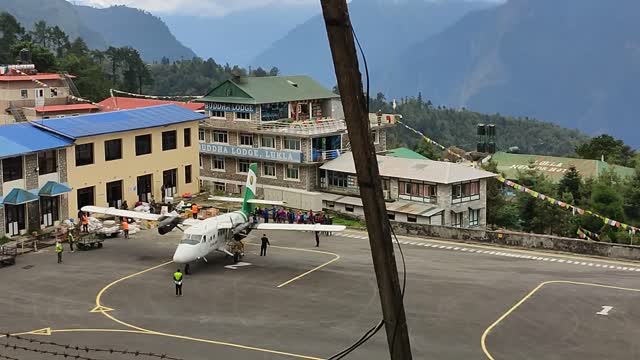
[122, 218, 129, 239]
[67, 230, 75, 252]
[315, 231, 320, 247]
[260, 234, 270, 256]
[56, 241, 63, 263]
[173, 269, 183, 296]
[191, 203, 198, 220]
[81, 213, 89, 233]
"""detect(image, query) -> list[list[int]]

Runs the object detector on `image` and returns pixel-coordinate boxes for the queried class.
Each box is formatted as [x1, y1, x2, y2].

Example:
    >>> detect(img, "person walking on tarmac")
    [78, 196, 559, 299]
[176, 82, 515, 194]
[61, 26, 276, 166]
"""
[56, 241, 63, 263]
[315, 231, 320, 247]
[81, 212, 89, 233]
[67, 230, 75, 252]
[121, 218, 129, 239]
[174, 269, 183, 296]
[260, 234, 270, 256]
[191, 203, 198, 220]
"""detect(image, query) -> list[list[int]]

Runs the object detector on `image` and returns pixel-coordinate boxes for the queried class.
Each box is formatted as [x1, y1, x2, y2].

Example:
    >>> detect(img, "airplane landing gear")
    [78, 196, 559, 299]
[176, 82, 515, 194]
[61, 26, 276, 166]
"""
[185, 263, 191, 275]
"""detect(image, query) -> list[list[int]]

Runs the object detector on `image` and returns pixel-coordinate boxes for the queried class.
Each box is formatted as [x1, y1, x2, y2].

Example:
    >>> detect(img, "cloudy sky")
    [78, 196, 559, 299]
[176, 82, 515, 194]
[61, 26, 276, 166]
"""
[71, 0, 319, 16]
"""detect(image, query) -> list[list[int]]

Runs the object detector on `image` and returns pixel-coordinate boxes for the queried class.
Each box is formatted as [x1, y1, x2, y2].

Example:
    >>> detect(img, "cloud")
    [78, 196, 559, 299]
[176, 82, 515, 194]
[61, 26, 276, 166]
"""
[71, 0, 318, 16]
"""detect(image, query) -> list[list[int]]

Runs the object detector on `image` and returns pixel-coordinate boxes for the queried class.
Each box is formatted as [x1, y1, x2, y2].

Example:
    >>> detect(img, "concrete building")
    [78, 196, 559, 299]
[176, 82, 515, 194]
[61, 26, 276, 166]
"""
[33, 104, 205, 217]
[195, 75, 397, 209]
[97, 97, 205, 112]
[1, 64, 98, 124]
[0, 123, 73, 237]
[320, 153, 496, 227]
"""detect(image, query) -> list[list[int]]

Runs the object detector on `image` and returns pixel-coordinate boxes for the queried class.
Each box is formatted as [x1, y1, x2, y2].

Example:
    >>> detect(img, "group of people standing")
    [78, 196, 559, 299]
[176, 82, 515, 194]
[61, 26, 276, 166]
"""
[253, 207, 333, 228]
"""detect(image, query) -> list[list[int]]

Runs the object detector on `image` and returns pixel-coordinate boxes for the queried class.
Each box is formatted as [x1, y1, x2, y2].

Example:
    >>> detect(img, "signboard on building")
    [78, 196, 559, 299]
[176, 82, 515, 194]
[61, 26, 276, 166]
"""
[200, 143, 302, 163]
[204, 102, 255, 113]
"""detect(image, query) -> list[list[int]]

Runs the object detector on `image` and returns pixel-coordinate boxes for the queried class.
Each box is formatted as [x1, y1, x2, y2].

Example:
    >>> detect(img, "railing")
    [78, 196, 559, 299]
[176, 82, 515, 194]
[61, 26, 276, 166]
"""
[310, 148, 350, 162]
[201, 113, 398, 136]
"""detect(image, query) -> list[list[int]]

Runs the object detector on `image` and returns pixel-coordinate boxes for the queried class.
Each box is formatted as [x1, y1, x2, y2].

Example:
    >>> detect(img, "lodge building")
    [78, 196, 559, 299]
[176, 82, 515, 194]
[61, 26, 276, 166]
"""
[195, 75, 397, 209]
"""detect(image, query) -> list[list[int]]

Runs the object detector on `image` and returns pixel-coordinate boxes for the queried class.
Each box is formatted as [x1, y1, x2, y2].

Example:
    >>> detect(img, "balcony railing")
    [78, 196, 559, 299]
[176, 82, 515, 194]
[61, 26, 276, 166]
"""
[311, 148, 350, 162]
[201, 113, 398, 135]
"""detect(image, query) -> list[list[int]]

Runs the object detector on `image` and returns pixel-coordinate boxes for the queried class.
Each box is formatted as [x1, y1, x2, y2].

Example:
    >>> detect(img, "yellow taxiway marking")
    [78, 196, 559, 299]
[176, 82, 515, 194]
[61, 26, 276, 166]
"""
[480, 280, 640, 360]
[94, 259, 325, 359]
[344, 230, 640, 267]
[90, 305, 114, 313]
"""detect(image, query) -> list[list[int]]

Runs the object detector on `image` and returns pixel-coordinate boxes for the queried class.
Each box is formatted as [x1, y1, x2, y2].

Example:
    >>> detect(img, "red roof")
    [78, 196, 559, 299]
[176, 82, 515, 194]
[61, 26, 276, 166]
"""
[97, 97, 204, 112]
[33, 104, 99, 113]
[0, 73, 74, 82]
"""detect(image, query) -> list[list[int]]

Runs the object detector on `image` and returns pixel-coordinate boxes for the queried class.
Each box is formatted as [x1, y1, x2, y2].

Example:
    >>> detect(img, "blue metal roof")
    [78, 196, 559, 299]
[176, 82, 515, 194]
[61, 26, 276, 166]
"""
[0, 123, 72, 159]
[33, 104, 206, 139]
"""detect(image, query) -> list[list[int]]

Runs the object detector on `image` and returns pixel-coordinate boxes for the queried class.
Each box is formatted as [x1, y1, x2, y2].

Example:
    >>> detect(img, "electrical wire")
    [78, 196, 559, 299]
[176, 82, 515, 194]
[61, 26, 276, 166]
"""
[326, 22, 409, 360]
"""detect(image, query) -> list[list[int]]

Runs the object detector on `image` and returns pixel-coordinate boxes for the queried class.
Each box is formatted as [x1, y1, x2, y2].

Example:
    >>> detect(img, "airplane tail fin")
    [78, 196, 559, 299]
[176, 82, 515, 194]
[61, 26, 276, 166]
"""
[241, 163, 258, 216]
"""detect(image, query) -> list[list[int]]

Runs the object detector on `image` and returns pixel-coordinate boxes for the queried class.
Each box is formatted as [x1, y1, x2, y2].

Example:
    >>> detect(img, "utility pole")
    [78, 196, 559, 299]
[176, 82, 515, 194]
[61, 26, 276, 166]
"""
[320, 1, 413, 359]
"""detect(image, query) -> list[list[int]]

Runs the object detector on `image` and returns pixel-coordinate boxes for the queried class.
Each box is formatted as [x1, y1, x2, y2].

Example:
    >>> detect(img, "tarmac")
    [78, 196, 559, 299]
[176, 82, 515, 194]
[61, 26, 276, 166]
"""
[0, 227, 639, 360]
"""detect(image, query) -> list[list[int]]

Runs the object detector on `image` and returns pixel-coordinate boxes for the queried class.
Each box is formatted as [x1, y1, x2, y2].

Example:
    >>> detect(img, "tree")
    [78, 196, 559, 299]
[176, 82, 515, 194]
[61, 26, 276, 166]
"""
[415, 139, 441, 160]
[268, 66, 279, 76]
[586, 183, 625, 242]
[623, 169, 640, 223]
[575, 134, 636, 167]
[47, 25, 69, 57]
[558, 166, 582, 203]
[0, 12, 25, 64]
[482, 161, 520, 229]
[516, 167, 570, 235]
[252, 66, 268, 77]
[11, 41, 55, 72]
[105, 46, 123, 85]
[68, 37, 88, 57]
[30, 20, 49, 47]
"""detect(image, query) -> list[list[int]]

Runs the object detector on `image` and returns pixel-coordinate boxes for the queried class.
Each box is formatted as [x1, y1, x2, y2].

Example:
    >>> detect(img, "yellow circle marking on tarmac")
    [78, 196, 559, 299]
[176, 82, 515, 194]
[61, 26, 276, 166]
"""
[480, 280, 640, 360]
[93, 250, 335, 359]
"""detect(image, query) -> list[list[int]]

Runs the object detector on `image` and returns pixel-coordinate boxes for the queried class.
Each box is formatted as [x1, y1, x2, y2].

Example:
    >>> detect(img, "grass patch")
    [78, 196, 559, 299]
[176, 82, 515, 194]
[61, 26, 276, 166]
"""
[331, 214, 367, 230]
[0, 237, 10, 246]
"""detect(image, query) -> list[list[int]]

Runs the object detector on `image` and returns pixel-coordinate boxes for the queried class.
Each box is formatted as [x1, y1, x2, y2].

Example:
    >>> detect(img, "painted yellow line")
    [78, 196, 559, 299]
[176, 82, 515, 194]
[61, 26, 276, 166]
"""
[344, 230, 640, 267]
[245, 243, 341, 288]
[95, 260, 325, 359]
[480, 280, 640, 359]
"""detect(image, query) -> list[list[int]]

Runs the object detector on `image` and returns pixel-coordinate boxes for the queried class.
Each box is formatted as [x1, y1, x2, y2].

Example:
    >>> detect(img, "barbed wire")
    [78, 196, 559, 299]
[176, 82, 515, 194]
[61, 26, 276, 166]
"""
[4, 334, 181, 360]
[0, 354, 21, 360]
[1, 342, 104, 360]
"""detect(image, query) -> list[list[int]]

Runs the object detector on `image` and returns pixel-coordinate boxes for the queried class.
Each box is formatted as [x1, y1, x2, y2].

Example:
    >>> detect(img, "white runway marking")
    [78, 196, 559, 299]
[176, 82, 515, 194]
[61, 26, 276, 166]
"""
[596, 306, 613, 316]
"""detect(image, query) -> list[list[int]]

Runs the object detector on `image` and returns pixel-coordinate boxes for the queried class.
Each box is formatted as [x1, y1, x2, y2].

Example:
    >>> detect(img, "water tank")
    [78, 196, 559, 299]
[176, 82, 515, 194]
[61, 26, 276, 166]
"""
[19, 48, 32, 64]
[487, 143, 496, 154]
[477, 142, 486, 153]
[477, 124, 486, 136]
[486, 124, 496, 137]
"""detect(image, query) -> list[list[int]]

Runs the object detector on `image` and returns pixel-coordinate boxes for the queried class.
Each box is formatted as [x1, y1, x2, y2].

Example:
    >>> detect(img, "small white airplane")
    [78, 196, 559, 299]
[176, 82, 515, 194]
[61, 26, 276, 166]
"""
[82, 163, 346, 270]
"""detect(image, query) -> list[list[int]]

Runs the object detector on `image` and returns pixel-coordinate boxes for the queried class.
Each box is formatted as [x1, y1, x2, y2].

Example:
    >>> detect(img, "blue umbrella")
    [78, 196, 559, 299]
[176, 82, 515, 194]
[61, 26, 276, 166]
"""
[39, 181, 71, 197]
[1, 188, 39, 205]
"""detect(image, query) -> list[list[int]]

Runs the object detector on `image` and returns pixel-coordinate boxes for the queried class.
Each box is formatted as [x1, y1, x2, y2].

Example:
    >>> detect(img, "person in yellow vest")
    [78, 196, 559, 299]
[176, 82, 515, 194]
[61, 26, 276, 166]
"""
[55, 241, 63, 263]
[67, 230, 75, 252]
[173, 269, 183, 296]
[191, 203, 198, 220]
[122, 218, 129, 239]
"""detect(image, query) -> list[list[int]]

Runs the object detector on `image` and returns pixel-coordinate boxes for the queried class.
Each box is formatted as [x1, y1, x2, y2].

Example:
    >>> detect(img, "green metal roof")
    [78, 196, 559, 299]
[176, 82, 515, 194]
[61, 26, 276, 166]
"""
[384, 147, 428, 160]
[491, 152, 635, 183]
[197, 75, 339, 105]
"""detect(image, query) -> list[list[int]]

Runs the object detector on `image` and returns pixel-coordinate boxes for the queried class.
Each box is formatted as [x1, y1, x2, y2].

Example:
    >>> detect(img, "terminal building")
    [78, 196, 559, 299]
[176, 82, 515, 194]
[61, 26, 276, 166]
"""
[195, 75, 397, 209]
[320, 153, 496, 227]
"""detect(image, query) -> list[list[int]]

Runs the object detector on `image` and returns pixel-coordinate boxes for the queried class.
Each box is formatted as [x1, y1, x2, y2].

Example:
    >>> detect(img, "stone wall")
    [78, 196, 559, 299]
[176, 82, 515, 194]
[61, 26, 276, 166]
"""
[58, 150, 69, 221]
[391, 222, 640, 261]
[25, 154, 40, 232]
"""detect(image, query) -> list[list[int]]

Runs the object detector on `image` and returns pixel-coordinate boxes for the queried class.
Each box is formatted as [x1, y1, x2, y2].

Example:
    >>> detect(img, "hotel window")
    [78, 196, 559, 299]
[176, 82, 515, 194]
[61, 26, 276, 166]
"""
[387, 212, 396, 221]
[285, 165, 299, 180]
[284, 137, 301, 151]
[399, 181, 437, 202]
[50, 88, 58, 97]
[38, 150, 57, 175]
[328, 171, 348, 187]
[326, 201, 335, 208]
[372, 130, 380, 144]
[262, 162, 276, 177]
[345, 205, 354, 213]
[212, 156, 225, 171]
[239, 133, 253, 146]
[452, 212, 463, 228]
[452, 181, 480, 203]
[210, 110, 225, 118]
[135, 134, 152, 156]
[184, 128, 192, 147]
[2, 156, 23, 181]
[469, 209, 480, 227]
[162, 130, 177, 151]
[261, 136, 275, 148]
[185, 165, 192, 184]
[214, 182, 226, 192]
[20, 89, 28, 98]
[104, 139, 122, 161]
[237, 160, 250, 174]
[198, 129, 205, 142]
[199, 155, 203, 169]
[235, 112, 251, 120]
[213, 131, 228, 144]
[75, 143, 94, 166]
[407, 215, 417, 223]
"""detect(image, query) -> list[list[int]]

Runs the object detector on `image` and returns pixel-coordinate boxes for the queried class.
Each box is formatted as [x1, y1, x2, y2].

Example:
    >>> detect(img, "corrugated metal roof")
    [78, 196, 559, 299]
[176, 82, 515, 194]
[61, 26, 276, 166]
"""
[321, 153, 496, 184]
[490, 152, 635, 183]
[0, 123, 72, 159]
[32, 104, 207, 139]
[33, 104, 99, 113]
[198, 75, 339, 105]
[383, 147, 428, 160]
[322, 193, 443, 217]
[0, 73, 68, 82]
[97, 97, 204, 112]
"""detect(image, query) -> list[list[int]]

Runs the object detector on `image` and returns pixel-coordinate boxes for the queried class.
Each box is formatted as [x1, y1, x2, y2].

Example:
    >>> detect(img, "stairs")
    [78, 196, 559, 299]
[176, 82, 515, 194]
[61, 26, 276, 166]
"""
[9, 104, 27, 123]
[59, 72, 81, 98]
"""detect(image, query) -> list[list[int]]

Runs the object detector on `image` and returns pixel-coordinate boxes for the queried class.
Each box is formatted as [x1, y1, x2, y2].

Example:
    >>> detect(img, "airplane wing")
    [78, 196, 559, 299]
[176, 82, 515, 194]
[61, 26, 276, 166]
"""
[81, 206, 163, 221]
[208, 196, 287, 206]
[254, 223, 347, 232]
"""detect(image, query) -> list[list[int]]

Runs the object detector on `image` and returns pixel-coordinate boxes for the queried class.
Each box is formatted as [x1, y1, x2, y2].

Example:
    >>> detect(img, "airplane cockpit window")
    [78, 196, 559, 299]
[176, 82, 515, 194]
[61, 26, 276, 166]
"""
[180, 234, 202, 245]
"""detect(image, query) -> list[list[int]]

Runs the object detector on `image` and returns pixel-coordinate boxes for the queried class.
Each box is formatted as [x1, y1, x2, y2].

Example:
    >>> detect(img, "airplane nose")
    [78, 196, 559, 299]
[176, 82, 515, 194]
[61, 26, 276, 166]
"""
[173, 245, 195, 264]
